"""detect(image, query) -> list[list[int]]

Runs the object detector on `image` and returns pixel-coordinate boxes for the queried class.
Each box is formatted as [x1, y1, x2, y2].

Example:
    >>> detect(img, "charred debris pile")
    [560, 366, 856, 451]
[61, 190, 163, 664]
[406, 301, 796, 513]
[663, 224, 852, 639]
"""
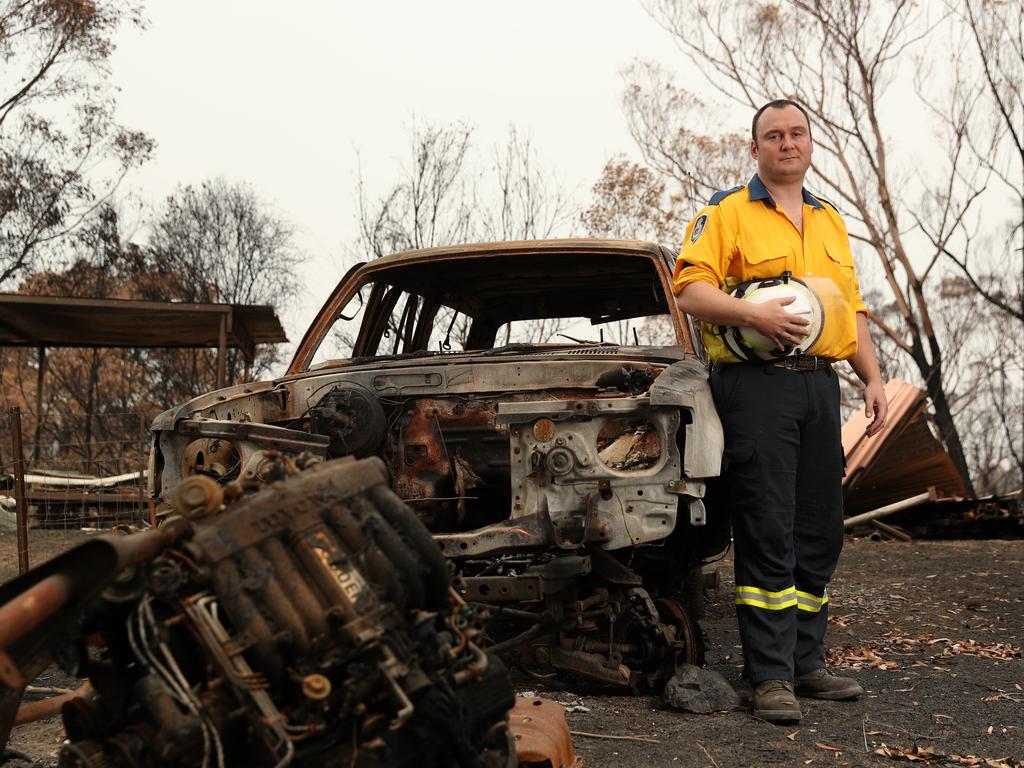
[842, 379, 1022, 540]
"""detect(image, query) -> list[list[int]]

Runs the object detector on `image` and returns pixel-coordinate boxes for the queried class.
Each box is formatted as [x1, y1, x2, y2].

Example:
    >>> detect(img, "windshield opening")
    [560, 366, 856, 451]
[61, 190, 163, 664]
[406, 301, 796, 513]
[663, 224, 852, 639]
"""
[308, 249, 685, 367]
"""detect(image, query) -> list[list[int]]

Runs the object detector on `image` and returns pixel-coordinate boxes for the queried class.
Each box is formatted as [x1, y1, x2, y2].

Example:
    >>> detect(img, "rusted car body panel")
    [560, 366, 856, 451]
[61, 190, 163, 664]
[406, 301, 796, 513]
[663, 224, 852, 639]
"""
[148, 239, 727, 690]
[509, 697, 579, 767]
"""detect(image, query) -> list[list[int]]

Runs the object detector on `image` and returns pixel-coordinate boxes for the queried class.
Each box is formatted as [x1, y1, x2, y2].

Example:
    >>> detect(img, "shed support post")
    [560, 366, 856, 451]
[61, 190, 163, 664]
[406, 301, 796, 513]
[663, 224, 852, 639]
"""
[10, 406, 30, 574]
[217, 313, 227, 389]
[31, 345, 46, 464]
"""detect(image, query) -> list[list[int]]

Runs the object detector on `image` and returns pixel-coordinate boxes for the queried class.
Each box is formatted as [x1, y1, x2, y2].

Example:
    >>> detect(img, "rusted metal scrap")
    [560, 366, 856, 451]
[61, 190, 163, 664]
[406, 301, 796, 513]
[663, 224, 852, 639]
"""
[0, 453, 518, 767]
[508, 697, 578, 768]
[842, 378, 968, 515]
[842, 379, 1024, 536]
[14, 682, 94, 727]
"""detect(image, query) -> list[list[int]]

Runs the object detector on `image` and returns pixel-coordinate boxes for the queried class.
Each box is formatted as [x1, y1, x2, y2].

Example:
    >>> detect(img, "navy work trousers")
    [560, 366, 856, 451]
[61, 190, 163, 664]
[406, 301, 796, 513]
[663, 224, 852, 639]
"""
[710, 363, 845, 684]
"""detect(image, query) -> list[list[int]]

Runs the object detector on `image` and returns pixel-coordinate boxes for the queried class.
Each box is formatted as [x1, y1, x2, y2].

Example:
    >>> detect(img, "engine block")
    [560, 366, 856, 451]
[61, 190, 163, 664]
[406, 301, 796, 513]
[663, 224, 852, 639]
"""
[5, 455, 515, 768]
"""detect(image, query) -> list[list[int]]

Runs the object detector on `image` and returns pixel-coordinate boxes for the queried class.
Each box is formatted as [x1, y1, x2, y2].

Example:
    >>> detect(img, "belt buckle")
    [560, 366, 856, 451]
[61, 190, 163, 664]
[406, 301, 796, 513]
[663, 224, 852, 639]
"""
[783, 356, 800, 371]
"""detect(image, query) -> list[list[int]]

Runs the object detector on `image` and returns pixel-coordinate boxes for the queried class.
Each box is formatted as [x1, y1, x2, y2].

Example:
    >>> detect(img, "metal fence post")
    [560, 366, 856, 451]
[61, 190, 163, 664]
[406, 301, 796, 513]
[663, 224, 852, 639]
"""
[137, 412, 146, 526]
[9, 406, 30, 574]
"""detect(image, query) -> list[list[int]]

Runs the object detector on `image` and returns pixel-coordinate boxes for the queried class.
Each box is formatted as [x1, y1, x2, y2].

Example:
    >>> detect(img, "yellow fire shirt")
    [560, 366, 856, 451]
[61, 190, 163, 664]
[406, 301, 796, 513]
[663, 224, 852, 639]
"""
[673, 175, 867, 363]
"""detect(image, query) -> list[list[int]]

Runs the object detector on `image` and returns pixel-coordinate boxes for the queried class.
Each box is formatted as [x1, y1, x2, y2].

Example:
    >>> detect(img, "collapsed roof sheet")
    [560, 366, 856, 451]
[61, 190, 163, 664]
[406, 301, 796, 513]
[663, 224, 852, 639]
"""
[842, 378, 968, 514]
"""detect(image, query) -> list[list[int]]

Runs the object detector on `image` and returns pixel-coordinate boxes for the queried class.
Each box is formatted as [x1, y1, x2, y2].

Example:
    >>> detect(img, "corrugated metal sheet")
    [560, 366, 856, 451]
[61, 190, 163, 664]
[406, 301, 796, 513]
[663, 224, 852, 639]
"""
[842, 378, 968, 514]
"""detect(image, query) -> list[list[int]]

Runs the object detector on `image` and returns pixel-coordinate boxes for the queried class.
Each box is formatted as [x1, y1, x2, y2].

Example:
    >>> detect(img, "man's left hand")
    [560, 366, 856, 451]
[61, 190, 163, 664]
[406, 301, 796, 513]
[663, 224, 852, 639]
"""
[863, 380, 887, 437]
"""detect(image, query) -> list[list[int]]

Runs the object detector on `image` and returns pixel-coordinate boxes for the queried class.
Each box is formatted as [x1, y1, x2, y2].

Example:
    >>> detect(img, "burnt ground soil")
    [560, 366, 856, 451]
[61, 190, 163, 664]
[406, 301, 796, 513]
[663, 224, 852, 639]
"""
[1, 533, 1022, 767]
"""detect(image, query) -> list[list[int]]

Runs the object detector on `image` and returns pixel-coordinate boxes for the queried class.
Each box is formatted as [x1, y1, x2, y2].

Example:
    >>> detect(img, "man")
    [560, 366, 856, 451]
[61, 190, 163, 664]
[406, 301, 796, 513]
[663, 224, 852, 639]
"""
[673, 99, 887, 723]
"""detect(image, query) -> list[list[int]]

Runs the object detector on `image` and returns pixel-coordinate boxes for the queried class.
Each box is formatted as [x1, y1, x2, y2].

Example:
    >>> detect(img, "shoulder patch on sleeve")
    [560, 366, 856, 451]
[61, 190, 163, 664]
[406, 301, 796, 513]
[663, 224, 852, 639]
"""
[689, 213, 708, 243]
[708, 185, 744, 206]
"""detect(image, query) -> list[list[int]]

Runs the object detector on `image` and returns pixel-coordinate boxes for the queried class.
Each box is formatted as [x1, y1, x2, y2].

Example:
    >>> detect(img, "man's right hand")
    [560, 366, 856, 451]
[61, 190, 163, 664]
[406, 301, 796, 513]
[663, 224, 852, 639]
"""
[677, 282, 810, 351]
[747, 296, 810, 351]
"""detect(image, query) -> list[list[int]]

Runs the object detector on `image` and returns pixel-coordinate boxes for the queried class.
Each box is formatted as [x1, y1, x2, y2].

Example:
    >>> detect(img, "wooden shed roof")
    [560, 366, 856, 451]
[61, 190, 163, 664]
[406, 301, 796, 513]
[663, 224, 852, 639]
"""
[0, 293, 287, 359]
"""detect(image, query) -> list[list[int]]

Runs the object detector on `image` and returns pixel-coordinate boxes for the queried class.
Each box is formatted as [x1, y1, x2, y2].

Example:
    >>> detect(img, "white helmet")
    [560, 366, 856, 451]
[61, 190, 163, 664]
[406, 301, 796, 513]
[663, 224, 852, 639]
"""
[721, 273, 824, 362]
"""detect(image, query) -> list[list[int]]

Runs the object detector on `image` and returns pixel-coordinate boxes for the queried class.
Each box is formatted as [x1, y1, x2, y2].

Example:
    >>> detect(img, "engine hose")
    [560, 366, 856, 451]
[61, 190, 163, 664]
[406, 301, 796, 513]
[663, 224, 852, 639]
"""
[451, 642, 489, 686]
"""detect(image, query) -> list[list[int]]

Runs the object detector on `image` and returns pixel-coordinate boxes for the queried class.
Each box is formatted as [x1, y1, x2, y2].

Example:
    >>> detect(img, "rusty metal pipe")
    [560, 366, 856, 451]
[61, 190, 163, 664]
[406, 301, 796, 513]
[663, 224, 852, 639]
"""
[557, 637, 639, 654]
[451, 641, 489, 686]
[113, 516, 191, 568]
[486, 624, 543, 655]
[0, 513, 187, 739]
[0, 517, 188, 687]
[0, 655, 50, 750]
[0, 574, 74, 651]
[14, 682, 93, 727]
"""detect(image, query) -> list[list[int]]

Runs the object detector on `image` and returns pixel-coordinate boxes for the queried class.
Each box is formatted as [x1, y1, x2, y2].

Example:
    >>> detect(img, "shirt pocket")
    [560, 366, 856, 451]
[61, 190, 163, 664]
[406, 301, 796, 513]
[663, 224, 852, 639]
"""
[824, 241, 854, 269]
[737, 238, 794, 277]
[823, 241, 857, 299]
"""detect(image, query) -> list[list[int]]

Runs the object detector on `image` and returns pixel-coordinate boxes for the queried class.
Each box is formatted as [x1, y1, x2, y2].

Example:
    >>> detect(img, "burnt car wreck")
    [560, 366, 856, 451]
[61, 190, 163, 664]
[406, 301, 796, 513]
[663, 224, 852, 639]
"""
[148, 240, 727, 691]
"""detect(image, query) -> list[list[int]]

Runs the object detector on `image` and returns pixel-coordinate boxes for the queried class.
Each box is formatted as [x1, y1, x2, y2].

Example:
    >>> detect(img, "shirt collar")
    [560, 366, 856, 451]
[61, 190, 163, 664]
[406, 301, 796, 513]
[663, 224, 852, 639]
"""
[748, 174, 825, 210]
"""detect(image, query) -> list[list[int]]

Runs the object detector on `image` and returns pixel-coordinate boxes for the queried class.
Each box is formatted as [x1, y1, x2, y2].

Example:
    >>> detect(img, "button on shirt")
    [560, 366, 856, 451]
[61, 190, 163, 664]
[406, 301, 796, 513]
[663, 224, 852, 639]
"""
[673, 174, 867, 363]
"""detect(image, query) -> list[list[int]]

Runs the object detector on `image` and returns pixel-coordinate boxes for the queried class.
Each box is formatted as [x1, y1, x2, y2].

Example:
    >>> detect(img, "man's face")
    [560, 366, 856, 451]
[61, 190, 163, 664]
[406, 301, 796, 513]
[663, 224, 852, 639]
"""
[750, 105, 812, 184]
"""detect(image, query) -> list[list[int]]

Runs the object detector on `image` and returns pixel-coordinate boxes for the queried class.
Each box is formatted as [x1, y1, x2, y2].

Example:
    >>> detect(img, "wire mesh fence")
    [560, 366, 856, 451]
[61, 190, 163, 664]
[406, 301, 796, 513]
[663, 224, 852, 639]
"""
[0, 407, 152, 582]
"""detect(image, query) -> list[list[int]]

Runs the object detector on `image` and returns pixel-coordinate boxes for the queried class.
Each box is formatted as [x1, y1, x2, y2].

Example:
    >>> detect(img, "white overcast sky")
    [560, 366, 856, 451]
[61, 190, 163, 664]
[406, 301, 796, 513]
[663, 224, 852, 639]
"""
[109, 1, 1001, 355]
[109, 1, 700, 341]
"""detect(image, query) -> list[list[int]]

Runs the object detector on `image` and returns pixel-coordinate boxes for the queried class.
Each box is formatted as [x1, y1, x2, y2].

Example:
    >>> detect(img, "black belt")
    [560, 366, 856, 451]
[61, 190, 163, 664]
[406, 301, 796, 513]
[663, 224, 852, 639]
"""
[712, 356, 834, 373]
[767, 356, 833, 371]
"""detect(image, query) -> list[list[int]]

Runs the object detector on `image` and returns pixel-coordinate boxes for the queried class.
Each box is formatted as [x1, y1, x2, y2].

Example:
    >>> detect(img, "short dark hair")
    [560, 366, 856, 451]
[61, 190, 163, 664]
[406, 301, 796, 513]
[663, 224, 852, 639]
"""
[751, 99, 812, 142]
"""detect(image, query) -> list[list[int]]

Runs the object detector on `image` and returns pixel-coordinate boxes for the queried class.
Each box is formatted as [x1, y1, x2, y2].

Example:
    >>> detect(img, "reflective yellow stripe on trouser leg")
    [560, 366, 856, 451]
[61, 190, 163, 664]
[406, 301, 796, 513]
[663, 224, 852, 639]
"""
[735, 585, 798, 610]
[795, 589, 829, 613]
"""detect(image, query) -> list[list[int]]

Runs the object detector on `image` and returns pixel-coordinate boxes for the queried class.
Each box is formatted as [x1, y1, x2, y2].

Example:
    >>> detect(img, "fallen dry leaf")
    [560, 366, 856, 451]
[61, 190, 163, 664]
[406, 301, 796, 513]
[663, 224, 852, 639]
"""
[830, 631, 1021, 671]
[787, 730, 799, 741]
[873, 742, 1023, 767]
[815, 742, 843, 752]
[934, 640, 1021, 661]
[827, 646, 901, 670]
